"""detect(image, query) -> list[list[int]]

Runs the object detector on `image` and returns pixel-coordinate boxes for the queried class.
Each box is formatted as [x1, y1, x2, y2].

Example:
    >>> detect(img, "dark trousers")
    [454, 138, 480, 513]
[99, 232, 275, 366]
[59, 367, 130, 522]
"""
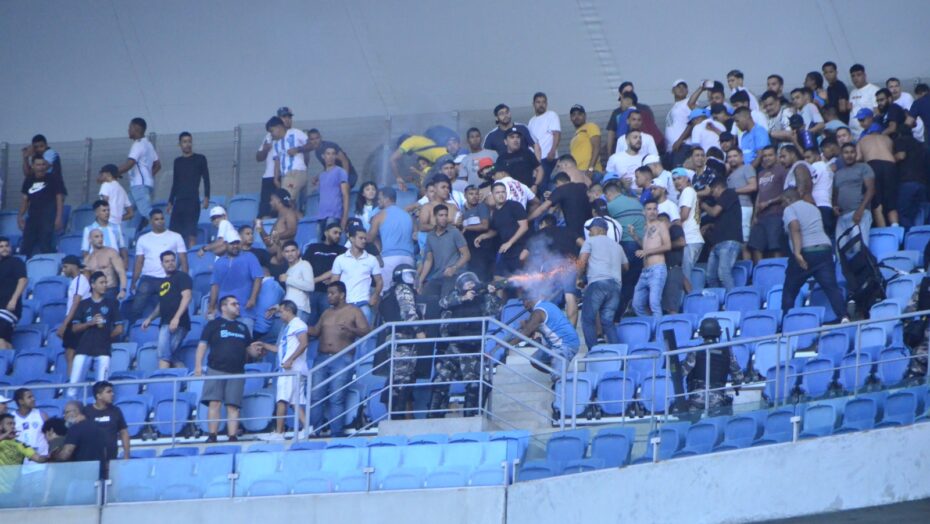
[130, 276, 162, 322]
[21, 213, 56, 257]
[619, 240, 643, 318]
[898, 181, 927, 230]
[781, 248, 846, 320]
[540, 158, 557, 192]
[259, 177, 277, 218]
[422, 277, 456, 300]
[818, 206, 837, 244]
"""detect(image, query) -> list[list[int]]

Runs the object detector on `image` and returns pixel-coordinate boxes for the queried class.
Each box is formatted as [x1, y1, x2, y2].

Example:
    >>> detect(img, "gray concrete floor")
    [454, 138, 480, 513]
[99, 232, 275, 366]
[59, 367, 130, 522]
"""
[758, 498, 930, 523]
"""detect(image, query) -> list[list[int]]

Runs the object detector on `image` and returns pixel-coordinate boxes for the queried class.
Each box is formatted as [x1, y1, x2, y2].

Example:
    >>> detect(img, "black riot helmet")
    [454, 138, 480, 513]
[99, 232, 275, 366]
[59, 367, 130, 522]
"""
[455, 271, 480, 293]
[698, 317, 722, 341]
[393, 264, 417, 286]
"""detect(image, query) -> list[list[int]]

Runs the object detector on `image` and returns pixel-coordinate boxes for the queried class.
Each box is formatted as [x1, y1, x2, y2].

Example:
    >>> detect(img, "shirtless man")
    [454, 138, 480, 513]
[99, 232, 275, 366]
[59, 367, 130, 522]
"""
[631, 200, 670, 319]
[857, 132, 898, 227]
[554, 154, 593, 187]
[307, 281, 369, 437]
[255, 188, 299, 259]
[83, 229, 127, 302]
[418, 177, 459, 235]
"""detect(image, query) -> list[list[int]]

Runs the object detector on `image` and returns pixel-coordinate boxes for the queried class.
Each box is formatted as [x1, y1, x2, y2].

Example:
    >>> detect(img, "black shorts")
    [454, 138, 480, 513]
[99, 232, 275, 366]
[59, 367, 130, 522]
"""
[495, 255, 523, 277]
[0, 312, 15, 342]
[868, 160, 898, 212]
[62, 326, 80, 349]
[748, 215, 787, 253]
[169, 199, 200, 239]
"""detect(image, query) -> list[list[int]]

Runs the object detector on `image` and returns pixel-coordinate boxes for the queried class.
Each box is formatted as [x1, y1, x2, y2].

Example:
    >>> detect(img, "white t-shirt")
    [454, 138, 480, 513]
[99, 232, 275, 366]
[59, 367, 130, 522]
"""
[528, 110, 561, 158]
[495, 176, 535, 209]
[284, 260, 315, 313]
[273, 128, 309, 174]
[895, 93, 926, 143]
[653, 170, 679, 204]
[128, 137, 159, 187]
[849, 83, 878, 136]
[798, 103, 824, 127]
[678, 186, 703, 244]
[99, 181, 131, 224]
[734, 86, 760, 112]
[277, 317, 309, 373]
[664, 99, 692, 153]
[809, 160, 834, 208]
[259, 132, 276, 179]
[690, 119, 725, 152]
[331, 249, 380, 304]
[583, 215, 624, 243]
[14, 409, 48, 474]
[605, 150, 645, 184]
[767, 106, 795, 138]
[136, 230, 187, 278]
[658, 199, 681, 222]
[615, 133, 658, 158]
[216, 219, 240, 243]
[751, 109, 768, 130]
[68, 274, 91, 303]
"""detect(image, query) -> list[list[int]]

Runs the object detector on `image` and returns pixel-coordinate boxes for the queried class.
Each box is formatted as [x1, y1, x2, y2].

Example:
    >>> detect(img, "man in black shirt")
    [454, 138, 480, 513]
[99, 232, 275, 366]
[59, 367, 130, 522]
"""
[55, 401, 108, 467]
[68, 272, 123, 397]
[660, 213, 687, 314]
[483, 103, 538, 157]
[528, 172, 592, 238]
[876, 89, 907, 139]
[495, 130, 542, 191]
[894, 135, 929, 229]
[822, 61, 851, 123]
[461, 185, 494, 282]
[168, 132, 211, 247]
[0, 237, 28, 350]
[701, 179, 743, 291]
[302, 221, 347, 325]
[195, 295, 252, 442]
[142, 251, 193, 368]
[306, 128, 358, 188]
[18, 155, 65, 256]
[476, 183, 530, 276]
[20, 134, 63, 183]
[82, 381, 130, 461]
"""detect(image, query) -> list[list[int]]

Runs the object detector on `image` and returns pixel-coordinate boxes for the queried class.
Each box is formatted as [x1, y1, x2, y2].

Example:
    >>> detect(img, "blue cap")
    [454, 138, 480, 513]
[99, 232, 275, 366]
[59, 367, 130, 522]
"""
[276, 106, 293, 117]
[587, 218, 609, 231]
[688, 108, 707, 121]
[855, 108, 874, 120]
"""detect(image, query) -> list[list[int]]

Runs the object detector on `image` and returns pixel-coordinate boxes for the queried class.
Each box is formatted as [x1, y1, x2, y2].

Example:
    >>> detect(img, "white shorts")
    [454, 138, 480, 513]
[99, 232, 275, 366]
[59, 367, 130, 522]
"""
[276, 374, 307, 405]
[741, 206, 753, 243]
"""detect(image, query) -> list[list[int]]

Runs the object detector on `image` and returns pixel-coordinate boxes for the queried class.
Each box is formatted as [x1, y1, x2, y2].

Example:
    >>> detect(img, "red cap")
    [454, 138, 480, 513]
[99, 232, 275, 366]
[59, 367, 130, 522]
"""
[478, 157, 495, 170]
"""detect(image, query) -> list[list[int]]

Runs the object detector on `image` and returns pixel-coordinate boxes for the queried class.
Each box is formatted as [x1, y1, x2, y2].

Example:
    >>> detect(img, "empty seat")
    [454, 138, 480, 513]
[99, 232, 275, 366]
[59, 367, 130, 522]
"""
[876, 347, 910, 387]
[904, 226, 930, 261]
[378, 468, 426, 491]
[401, 442, 443, 470]
[868, 228, 902, 259]
[799, 403, 840, 438]
[26, 256, 61, 282]
[800, 358, 834, 399]
[878, 391, 918, 427]
[589, 426, 634, 467]
[425, 466, 470, 488]
[879, 250, 919, 273]
[625, 347, 662, 386]
[234, 449, 282, 496]
[518, 460, 559, 481]
[682, 292, 720, 318]
[783, 307, 825, 350]
[584, 345, 626, 383]
[724, 286, 761, 312]
[227, 196, 259, 225]
[816, 331, 849, 367]
[752, 258, 788, 292]
[635, 422, 690, 462]
[31, 277, 68, 308]
[754, 408, 795, 444]
[552, 372, 594, 419]
[837, 397, 879, 432]
[716, 413, 764, 450]
[674, 418, 727, 456]
[595, 372, 635, 416]
[615, 318, 653, 346]
[838, 353, 871, 393]
[240, 392, 275, 433]
[545, 428, 589, 464]
[449, 432, 490, 444]
[655, 314, 697, 346]
[640, 376, 675, 414]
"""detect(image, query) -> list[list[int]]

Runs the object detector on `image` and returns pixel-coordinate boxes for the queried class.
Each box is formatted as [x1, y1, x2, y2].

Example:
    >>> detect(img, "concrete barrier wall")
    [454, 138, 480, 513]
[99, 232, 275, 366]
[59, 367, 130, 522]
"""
[507, 423, 930, 524]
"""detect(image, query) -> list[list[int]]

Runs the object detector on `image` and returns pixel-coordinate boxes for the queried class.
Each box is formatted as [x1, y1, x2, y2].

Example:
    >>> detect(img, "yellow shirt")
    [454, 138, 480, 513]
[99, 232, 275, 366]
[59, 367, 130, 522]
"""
[0, 440, 35, 493]
[570, 122, 603, 172]
[399, 136, 448, 164]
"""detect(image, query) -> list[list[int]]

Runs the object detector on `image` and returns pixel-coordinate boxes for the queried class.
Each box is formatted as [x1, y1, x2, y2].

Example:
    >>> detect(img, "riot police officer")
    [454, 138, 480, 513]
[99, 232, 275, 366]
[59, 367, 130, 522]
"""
[681, 317, 744, 415]
[378, 264, 426, 419]
[428, 272, 502, 417]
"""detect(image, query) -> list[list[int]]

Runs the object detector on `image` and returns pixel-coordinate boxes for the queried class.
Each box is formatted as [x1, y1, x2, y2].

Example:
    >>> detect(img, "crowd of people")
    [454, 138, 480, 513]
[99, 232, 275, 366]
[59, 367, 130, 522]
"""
[2, 61, 930, 455]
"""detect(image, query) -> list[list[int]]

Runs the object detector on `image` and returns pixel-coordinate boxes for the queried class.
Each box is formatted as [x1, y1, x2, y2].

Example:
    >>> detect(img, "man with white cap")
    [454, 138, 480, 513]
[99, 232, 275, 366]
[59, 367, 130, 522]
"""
[672, 168, 703, 293]
[198, 206, 240, 258]
[644, 154, 677, 203]
[0, 394, 11, 416]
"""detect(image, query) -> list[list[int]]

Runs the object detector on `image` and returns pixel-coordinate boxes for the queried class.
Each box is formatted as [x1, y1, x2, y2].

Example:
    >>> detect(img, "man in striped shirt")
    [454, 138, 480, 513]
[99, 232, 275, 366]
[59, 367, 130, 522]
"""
[268, 109, 309, 204]
[81, 200, 127, 266]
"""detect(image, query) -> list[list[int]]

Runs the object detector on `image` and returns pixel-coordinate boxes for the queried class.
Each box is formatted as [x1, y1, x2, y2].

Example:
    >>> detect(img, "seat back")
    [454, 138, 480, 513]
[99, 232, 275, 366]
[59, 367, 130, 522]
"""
[752, 258, 788, 292]
[724, 286, 761, 312]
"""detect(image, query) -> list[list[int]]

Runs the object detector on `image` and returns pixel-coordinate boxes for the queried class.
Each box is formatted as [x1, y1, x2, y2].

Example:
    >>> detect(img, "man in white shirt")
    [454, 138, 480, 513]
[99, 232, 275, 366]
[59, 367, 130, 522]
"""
[665, 80, 692, 154]
[198, 206, 240, 257]
[250, 300, 309, 440]
[268, 109, 310, 203]
[527, 92, 561, 189]
[672, 168, 703, 292]
[279, 241, 314, 324]
[131, 209, 188, 322]
[690, 108, 726, 153]
[605, 130, 647, 185]
[117, 117, 160, 229]
[486, 168, 539, 210]
[761, 90, 795, 144]
[644, 154, 678, 203]
[256, 128, 278, 218]
[615, 111, 658, 157]
[848, 64, 879, 137]
[727, 69, 760, 111]
[887, 77, 925, 142]
[97, 164, 133, 229]
[791, 88, 826, 135]
[330, 227, 383, 327]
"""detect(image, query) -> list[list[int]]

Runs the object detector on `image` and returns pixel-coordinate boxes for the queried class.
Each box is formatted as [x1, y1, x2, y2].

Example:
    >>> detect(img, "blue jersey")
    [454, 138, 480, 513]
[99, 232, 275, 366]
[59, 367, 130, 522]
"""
[534, 301, 579, 351]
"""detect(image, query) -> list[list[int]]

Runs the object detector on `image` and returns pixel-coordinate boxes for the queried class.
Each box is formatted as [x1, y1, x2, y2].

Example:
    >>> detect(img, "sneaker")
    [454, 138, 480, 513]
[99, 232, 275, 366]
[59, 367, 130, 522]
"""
[841, 317, 850, 323]
[227, 435, 239, 442]
[205, 434, 218, 443]
[264, 432, 285, 441]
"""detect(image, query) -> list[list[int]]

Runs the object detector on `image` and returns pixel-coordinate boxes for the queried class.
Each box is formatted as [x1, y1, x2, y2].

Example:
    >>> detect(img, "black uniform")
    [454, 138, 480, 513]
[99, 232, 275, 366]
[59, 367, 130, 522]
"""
[169, 153, 210, 240]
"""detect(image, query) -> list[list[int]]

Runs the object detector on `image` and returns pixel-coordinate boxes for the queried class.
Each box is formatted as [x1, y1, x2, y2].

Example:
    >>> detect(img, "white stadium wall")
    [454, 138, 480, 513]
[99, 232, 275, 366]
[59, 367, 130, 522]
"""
[2, 0, 930, 142]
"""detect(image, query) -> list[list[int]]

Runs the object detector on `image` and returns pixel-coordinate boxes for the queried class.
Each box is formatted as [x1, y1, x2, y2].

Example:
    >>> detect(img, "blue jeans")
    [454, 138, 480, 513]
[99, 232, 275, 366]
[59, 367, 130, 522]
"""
[619, 240, 643, 317]
[682, 242, 703, 286]
[130, 185, 153, 219]
[632, 264, 668, 318]
[581, 279, 622, 348]
[706, 240, 741, 291]
[532, 343, 579, 382]
[130, 276, 162, 322]
[898, 182, 927, 230]
[309, 353, 352, 437]
[353, 301, 375, 363]
[157, 324, 189, 364]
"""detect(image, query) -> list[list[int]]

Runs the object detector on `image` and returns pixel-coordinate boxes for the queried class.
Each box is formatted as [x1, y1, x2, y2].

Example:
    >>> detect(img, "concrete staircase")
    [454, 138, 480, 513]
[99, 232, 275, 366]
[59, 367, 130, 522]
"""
[486, 350, 556, 431]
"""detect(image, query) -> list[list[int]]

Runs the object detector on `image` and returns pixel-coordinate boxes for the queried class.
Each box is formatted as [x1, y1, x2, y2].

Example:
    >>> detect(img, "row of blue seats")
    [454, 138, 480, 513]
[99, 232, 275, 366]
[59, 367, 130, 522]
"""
[520, 386, 930, 481]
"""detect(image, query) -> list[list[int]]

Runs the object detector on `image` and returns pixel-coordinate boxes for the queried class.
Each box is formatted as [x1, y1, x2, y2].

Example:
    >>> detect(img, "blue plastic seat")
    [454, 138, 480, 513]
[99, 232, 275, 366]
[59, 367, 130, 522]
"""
[161, 447, 199, 457]
[378, 467, 426, 491]
[837, 397, 879, 432]
[868, 228, 901, 259]
[879, 250, 919, 273]
[368, 445, 403, 482]
[408, 433, 448, 445]
[401, 442, 443, 470]
[469, 466, 507, 486]
[640, 375, 675, 414]
[203, 445, 241, 456]
[11, 326, 43, 351]
[716, 413, 764, 450]
[562, 458, 605, 473]
[26, 255, 61, 282]
[690, 266, 706, 292]
[655, 314, 697, 345]
[135, 344, 159, 372]
[878, 391, 918, 427]
[320, 447, 367, 475]
[817, 332, 849, 367]
[31, 277, 69, 308]
[724, 286, 761, 312]
[876, 347, 910, 387]
[740, 310, 780, 339]
[584, 345, 626, 384]
[634, 421, 690, 462]
[886, 277, 917, 302]
[518, 460, 559, 480]
[783, 307, 825, 350]
[296, 219, 320, 247]
[589, 426, 634, 467]
[109, 458, 156, 502]
[12, 352, 48, 381]
[838, 353, 871, 393]
[682, 291, 720, 317]
[799, 403, 840, 438]
[425, 466, 469, 488]
[752, 258, 788, 292]
[732, 260, 752, 288]
[800, 358, 834, 399]
[116, 397, 149, 438]
[240, 391, 275, 433]
[291, 472, 334, 494]
[449, 432, 490, 444]
[763, 363, 799, 404]
[674, 418, 727, 456]
[246, 479, 288, 497]
[595, 372, 635, 416]
[545, 428, 589, 464]
[553, 372, 594, 419]
[615, 317, 654, 346]
[227, 196, 259, 226]
[754, 408, 795, 444]
[441, 442, 484, 469]
[903, 226, 930, 262]
[625, 347, 662, 386]
[752, 340, 790, 379]
[234, 449, 282, 496]
[152, 395, 193, 437]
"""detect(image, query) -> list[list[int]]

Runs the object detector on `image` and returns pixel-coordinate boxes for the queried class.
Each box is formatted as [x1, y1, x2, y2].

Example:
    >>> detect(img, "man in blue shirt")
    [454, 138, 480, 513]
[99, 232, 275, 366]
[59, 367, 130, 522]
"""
[734, 107, 770, 168]
[208, 238, 263, 334]
[512, 296, 580, 382]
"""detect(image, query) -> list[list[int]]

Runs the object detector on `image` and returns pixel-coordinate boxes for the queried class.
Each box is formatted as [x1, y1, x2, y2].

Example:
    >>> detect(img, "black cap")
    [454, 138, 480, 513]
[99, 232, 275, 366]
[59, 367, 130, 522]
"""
[62, 254, 83, 268]
[323, 219, 342, 231]
[505, 128, 522, 137]
[493, 103, 509, 116]
[570, 104, 586, 114]
[789, 114, 805, 128]
[276, 106, 293, 117]
[592, 198, 609, 215]
[719, 131, 734, 142]
[710, 103, 727, 115]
